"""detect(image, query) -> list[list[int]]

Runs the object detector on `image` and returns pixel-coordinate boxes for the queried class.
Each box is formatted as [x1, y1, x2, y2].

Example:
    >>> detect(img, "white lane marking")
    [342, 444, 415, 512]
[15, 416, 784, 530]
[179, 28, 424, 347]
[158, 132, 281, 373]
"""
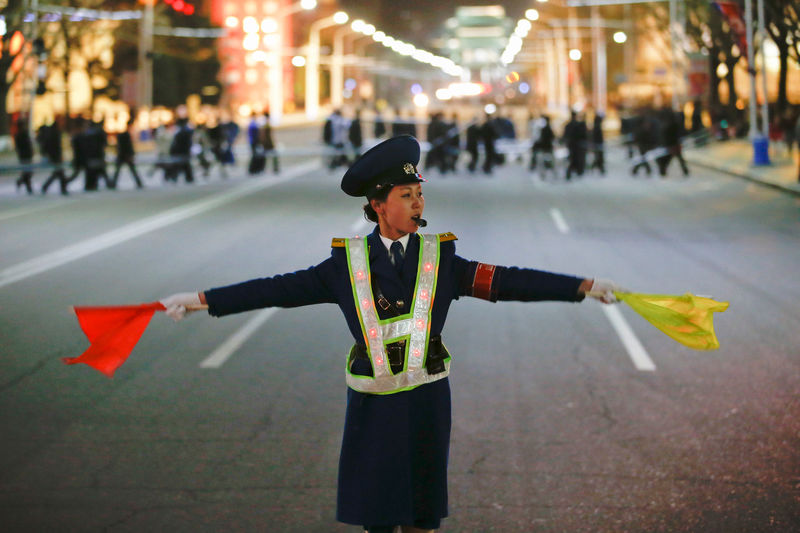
[602, 305, 656, 372]
[200, 308, 279, 368]
[550, 207, 570, 234]
[350, 216, 370, 234]
[0, 161, 319, 290]
[0, 199, 76, 222]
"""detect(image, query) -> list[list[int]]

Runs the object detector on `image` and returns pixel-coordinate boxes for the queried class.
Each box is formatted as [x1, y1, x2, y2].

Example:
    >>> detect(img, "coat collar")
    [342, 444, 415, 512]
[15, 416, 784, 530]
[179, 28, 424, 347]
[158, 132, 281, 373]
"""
[366, 226, 420, 290]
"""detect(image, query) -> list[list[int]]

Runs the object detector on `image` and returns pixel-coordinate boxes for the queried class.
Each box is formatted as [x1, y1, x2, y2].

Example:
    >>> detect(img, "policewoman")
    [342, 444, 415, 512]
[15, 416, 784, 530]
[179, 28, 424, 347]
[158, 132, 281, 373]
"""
[160, 135, 622, 533]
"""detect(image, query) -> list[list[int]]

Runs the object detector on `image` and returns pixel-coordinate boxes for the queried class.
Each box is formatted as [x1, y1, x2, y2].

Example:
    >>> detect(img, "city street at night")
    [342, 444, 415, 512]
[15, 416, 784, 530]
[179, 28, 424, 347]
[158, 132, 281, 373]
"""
[1, 145, 798, 531]
[2, 0, 800, 531]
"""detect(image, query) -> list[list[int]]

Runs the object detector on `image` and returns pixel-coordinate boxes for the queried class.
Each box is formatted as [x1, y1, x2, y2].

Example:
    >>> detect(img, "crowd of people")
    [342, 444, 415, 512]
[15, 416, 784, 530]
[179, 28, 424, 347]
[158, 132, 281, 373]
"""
[10, 102, 800, 196]
[8, 111, 283, 196]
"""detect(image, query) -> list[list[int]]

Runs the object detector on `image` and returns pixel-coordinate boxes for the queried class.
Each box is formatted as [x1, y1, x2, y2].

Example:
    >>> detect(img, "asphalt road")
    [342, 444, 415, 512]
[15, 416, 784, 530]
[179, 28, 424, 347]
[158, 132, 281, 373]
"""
[1, 145, 798, 532]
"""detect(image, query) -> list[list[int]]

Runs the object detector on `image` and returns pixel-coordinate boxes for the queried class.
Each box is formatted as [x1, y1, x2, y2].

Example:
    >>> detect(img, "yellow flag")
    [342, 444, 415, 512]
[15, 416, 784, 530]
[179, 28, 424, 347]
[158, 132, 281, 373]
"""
[616, 292, 729, 350]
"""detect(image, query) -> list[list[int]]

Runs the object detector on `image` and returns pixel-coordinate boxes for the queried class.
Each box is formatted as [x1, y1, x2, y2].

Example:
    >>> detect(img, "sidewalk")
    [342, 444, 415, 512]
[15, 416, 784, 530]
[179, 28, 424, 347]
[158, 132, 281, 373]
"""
[683, 138, 800, 196]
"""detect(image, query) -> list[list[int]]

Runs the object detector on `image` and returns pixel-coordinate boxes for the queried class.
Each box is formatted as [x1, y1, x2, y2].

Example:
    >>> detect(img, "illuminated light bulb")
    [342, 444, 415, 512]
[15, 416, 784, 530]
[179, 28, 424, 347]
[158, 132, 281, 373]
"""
[420, 290, 429, 300]
[416, 319, 425, 330]
[369, 328, 378, 338]
[243, 16, 259, 34]
[413, 349, 421, 358]
[356, 270, 365, 280]
[424, 262, 433, 272]
[361, 298, 371, 308]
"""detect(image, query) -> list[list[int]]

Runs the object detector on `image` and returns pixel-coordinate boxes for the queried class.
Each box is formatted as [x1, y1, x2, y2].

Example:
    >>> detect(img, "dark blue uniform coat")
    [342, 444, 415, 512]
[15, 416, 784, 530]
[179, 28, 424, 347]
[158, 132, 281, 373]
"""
[204, 225, 584, 528]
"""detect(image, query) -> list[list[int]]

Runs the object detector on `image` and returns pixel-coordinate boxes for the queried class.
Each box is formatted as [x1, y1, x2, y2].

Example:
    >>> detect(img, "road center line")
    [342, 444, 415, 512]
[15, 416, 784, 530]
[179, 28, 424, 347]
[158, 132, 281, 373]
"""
[200, 308, 279, 368]
[550, 207, 570, 234]
[602, 305, 656, 372]
[0, 161, 319, 290]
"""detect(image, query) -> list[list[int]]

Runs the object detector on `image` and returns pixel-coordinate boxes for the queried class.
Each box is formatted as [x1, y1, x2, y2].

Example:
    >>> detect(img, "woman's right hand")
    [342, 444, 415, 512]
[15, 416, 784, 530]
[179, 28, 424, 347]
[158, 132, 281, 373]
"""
[159, 292, 204, 321]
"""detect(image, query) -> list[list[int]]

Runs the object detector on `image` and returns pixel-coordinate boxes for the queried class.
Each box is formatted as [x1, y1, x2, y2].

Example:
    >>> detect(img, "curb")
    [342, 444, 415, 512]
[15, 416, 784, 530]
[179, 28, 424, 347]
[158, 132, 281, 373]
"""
[684, 154, 800, 198]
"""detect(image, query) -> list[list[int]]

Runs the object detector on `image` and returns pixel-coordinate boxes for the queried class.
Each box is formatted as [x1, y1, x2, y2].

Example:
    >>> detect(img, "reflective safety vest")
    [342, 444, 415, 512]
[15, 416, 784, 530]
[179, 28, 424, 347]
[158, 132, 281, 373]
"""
[344, 233, 450, 394]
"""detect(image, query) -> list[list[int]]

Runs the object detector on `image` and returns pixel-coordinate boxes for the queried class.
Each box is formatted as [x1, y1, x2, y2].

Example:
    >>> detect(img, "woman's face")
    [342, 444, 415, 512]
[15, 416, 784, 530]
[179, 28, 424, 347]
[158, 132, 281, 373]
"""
[372, 183, 425, 240]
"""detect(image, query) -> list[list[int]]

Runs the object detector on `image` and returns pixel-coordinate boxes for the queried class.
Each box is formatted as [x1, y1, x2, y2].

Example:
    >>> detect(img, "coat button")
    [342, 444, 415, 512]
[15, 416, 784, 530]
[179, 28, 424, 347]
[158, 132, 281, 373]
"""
[396, 300, 405, 309]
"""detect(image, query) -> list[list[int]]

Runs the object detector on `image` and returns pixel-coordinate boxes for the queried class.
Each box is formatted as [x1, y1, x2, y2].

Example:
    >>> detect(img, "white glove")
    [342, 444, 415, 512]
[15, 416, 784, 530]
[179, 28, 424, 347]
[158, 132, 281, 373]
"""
[588, 279, 626, 304]
[159, 292, 202, 322]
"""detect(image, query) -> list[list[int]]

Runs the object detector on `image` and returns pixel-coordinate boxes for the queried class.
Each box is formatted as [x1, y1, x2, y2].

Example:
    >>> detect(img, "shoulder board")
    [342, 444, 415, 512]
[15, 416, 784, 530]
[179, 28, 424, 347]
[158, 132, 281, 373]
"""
[438, 232, 458, 242]
[331, 238, 346, 248]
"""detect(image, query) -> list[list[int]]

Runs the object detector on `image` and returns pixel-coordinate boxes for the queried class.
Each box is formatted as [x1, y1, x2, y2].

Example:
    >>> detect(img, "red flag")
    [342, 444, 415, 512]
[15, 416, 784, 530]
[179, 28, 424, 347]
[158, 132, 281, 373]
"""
[713, 1, 748, 59]
[64, 302, 165, 377]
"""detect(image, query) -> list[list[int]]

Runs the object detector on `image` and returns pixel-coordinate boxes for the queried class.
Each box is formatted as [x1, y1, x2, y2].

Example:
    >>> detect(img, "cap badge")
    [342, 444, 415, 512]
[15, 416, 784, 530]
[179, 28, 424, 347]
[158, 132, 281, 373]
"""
[403, 163, 415, 174]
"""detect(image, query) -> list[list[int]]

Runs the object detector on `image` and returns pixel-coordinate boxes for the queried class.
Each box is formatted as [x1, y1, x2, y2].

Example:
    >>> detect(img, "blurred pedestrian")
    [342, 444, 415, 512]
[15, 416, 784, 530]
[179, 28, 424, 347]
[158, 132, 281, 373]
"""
[424, 112, 446, 172]
[247, 112, 265, 174]
[589, 113, 606, 175]
[208, 120, 229, 178]
[443, 113, 460, 173]
[656, 108, 689, 178]
[85, 120, 112, 191]
[150, 123, 172, 179]
[111, 118, 143, 189]
[465, 120, 480, 173]
[40, 120, 69, 195]
[563, 111, 587, 180]
[169, 118, 194, 183]
[780, 108, 795, 157]
[349, 109, 364, 162]
[14, 118, 34, 195]
[620, 112, 636, 159]
[221, 114, 239, 167]
[67, 117, 89, 187]
[391, 108, 417, 138]
[260, 112, 279, 174]
[530, 116, 555, 178]
[631, 110, 657, 176]
[481, 113, 499, 175]
[325, 109, 349, 169]
[691, 100, 706, 146]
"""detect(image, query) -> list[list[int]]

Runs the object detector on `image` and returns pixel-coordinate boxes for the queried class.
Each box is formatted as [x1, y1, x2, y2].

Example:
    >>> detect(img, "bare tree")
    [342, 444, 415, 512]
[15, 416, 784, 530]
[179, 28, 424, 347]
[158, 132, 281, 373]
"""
[0, 0, 32, 135]
[763, 0, 799, 115]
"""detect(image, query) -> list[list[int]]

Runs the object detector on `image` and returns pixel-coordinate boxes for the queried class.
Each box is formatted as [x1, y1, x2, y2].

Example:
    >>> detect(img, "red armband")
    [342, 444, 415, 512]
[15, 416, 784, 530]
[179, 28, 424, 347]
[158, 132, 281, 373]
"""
[471, 263, 497, 301]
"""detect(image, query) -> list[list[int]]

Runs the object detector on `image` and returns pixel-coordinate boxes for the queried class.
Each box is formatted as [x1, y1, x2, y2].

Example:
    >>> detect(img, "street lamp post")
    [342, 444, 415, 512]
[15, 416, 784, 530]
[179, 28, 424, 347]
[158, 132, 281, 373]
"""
[331, 26, 348, 108]
[137, 0, 154, 115]
[591, 5, 606, 114]
[305, 11, 348, 120]
[756, 0, 769, 145]
[744, 0, 769, 165]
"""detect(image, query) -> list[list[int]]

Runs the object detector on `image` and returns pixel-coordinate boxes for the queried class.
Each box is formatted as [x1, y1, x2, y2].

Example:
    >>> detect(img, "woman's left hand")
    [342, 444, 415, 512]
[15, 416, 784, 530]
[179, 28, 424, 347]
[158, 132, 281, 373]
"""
[585, 278, 627, 304]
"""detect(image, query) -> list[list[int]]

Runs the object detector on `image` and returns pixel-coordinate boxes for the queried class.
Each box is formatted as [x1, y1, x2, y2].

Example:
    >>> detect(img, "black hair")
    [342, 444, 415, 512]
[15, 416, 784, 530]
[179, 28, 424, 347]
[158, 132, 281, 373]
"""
[362, 184, 392, 223]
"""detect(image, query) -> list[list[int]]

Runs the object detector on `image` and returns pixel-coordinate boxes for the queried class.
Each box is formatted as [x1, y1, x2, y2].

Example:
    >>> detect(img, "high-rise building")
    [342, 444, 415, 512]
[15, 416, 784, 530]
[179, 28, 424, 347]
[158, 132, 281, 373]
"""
[208, 0, 296, 116]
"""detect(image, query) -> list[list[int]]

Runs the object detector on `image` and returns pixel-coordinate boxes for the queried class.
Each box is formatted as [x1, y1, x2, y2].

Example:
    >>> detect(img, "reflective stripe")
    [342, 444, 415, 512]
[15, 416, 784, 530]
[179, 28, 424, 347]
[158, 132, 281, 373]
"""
[345, 234, 449, 394]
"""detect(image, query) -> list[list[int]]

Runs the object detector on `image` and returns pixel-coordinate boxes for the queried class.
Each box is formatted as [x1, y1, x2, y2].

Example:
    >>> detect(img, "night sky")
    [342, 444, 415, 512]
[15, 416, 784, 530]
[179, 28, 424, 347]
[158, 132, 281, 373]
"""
[339, 0, 531, 49]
